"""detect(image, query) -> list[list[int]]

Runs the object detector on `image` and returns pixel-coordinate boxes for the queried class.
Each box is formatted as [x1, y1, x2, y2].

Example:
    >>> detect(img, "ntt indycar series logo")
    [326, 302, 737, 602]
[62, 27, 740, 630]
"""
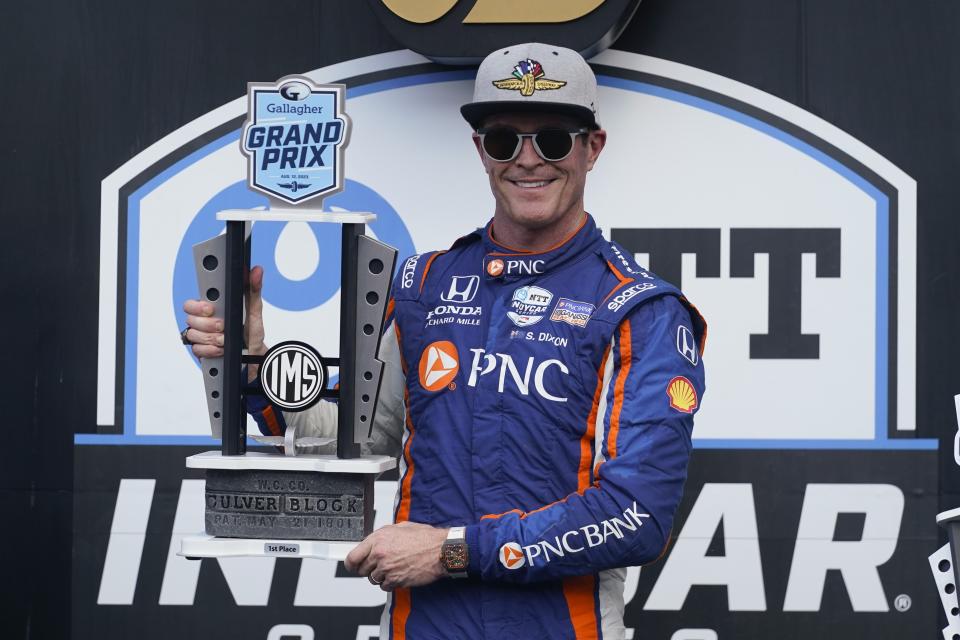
[507, 285, 553, 327]
[241, 76, 349, 205]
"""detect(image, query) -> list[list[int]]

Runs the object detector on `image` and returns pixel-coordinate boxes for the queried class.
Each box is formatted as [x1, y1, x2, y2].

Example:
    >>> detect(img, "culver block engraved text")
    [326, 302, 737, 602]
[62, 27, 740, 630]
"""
[206, 492, 282, 513]
[286, 495, 362, 515]
[203, 469, 374, 540]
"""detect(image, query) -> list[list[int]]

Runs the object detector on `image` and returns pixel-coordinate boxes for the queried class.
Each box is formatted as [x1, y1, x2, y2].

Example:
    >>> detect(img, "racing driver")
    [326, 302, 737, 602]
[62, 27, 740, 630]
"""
[183, 42, 707, 640]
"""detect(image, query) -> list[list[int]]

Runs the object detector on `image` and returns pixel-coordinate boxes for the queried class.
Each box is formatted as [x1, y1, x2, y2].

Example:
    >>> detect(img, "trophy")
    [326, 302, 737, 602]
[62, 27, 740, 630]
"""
[180, 76, 397, 560]
[929, 394, 960, 638]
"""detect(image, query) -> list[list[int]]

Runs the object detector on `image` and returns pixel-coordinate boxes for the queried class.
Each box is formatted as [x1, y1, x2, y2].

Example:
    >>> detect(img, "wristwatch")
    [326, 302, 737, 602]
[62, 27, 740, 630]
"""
[440, 526, 469, 578]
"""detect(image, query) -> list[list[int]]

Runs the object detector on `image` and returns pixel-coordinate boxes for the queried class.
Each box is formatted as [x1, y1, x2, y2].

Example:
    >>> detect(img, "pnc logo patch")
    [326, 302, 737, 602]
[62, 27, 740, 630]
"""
[493, 59, 567, 97]
[419, 341, 460, 391]
[499, 542, 526, 569]
[667, 375, 698, 413]
[486, 258, 504, 277]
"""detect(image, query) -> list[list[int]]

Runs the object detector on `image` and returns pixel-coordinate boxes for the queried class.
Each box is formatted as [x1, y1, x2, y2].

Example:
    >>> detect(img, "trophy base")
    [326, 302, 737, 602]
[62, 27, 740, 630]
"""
[179, 534, 358, 561]
[186, 452, 395, 542]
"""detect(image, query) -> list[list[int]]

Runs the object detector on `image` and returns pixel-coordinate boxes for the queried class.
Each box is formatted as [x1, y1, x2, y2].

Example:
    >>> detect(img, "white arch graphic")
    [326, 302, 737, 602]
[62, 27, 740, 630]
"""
[96, 49, 915, 434]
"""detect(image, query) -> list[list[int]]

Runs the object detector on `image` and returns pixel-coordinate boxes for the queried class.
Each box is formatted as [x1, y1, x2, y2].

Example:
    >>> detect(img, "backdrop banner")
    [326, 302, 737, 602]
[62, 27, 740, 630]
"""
[76, 49, 939, 639]
[74, 446, 937, 639]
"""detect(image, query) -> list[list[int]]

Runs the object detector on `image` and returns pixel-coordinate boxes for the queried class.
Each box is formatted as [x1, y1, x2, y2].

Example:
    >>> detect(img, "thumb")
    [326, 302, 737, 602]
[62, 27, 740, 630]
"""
[245, 265, 267, 356]
[247, 265, 264, 314]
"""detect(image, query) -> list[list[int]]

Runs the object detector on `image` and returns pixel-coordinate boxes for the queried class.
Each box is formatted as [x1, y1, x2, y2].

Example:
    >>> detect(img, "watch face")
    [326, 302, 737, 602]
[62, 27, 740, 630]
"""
[442, 543, 469, 571]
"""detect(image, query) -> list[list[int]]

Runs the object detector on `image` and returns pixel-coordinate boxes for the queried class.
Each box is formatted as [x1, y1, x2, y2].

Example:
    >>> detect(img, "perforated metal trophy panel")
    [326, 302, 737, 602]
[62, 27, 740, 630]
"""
[352, 235, 397, 443]
[192, 225, 250, 438]
[928, 542, 960, 638]
[192, 235, 227, 437]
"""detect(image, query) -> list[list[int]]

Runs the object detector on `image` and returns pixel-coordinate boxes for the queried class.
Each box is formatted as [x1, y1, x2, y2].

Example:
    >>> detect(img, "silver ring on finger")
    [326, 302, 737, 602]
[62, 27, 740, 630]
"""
[368, 574, 383, 586]
[180, 326, 192, 345]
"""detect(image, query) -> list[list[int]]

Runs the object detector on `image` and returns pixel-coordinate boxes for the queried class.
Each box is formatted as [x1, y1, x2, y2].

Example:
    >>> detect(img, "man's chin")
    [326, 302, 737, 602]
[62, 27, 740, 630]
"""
[505, 209, 557, 230]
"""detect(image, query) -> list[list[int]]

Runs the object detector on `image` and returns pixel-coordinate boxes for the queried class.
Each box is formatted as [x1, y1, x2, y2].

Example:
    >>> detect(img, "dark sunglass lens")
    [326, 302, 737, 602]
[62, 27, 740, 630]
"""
[535, 129, 573, 160]
[483, 129, 520, 161]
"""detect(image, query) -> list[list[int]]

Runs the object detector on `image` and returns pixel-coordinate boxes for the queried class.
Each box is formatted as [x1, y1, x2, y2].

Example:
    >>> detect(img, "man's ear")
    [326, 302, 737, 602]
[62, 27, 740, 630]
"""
[472, 132, 490, 170]
[472, 132, 484, 159]
[585, 128, 607, 171]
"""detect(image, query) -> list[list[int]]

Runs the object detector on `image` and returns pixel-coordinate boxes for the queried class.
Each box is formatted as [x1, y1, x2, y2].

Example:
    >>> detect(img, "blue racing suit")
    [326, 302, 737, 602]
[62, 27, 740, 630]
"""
[248, 214, 707, 639]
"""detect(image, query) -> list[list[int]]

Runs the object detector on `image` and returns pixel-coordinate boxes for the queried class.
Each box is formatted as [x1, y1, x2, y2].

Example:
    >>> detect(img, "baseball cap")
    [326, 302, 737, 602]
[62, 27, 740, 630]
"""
[460, 42, 600, 130]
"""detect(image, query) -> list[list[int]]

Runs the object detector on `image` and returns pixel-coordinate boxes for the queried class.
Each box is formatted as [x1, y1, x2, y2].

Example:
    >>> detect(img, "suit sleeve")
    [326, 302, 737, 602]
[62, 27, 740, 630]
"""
[465, 294, 705, 582]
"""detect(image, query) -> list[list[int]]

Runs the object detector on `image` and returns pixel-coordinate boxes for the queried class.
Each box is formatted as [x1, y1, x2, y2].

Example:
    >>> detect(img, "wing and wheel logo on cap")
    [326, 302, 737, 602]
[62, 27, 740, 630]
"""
[419, 340, 460, 391]
[492, 59, 567, 97]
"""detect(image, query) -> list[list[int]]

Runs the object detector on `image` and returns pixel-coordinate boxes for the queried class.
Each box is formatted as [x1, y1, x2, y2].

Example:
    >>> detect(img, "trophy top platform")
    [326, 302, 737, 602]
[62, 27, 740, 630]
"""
[217, 208, 376, 223]
[937, 507, 960, 527]
[186, 451, 396, 474]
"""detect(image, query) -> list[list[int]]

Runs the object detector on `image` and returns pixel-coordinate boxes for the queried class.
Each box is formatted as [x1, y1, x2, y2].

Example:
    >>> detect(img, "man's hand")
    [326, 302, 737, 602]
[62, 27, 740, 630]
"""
[345, 522, 449, 591]
[183, 266, 267, 379]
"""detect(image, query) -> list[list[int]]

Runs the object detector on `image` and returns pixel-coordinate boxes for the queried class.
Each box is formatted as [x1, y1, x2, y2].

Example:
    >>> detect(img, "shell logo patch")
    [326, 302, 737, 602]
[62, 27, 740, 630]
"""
[419, 341, 460, 391]
[667, 376, 698, 413]
[492, 59, 567, 97]
[499, 542, 526, 569]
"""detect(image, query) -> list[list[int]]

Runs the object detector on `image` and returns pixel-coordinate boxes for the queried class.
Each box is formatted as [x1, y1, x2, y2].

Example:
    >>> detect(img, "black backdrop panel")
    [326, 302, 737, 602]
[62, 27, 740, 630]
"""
[73, 446, 938, 638]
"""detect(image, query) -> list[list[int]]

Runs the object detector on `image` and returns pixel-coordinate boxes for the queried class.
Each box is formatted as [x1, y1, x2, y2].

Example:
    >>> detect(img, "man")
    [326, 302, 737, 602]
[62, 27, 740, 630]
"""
[184, 42, 706, 639]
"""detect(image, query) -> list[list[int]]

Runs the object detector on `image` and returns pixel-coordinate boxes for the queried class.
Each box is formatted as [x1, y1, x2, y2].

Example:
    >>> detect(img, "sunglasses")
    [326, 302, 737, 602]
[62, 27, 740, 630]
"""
[477, 126, 589, 162]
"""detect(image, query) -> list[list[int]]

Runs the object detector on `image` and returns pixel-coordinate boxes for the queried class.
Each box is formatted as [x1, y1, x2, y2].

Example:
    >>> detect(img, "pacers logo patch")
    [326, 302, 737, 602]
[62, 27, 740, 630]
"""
[499, 542, 526, 569]
[419, 340, 460, 391]
[666, 376, 698, 413]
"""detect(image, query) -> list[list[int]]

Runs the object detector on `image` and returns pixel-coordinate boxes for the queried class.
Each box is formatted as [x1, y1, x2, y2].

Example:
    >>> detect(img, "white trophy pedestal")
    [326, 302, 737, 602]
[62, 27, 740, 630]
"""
[179, 534, 358, 561]
[179, 452, 396, 560]
[185, 450, 395, 474]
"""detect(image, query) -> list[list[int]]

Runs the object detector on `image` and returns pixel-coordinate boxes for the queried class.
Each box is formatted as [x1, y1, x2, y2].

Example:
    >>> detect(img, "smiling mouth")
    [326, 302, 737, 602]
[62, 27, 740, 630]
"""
[509, 179, 557, 189]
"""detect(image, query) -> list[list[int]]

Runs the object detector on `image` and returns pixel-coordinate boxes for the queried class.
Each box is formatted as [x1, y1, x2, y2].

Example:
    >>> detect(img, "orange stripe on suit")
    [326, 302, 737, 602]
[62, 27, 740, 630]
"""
[261, 405, 282, 437]
[563, 574, 599, 639]
[579, 344, 611, 489]
[391, 320, 415, 636]
[607, 321, 632, 461]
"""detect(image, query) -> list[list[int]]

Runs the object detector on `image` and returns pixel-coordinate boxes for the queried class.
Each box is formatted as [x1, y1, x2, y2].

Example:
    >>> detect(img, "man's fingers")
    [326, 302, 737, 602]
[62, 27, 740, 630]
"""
[356, 552, 383, 579]
[249, 265, 264, 294]
[191, 344, 224, 358]
[186, 328, 223, 347]
[345, 537, 372, 573]
[183, 299, 215, 317]
[185, 314, 223, 333]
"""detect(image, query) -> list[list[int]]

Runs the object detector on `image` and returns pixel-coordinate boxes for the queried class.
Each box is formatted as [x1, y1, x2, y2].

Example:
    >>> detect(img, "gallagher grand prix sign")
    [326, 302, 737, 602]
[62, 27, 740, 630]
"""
[240, 77, 349, 204]
[367, 0, 642, 62]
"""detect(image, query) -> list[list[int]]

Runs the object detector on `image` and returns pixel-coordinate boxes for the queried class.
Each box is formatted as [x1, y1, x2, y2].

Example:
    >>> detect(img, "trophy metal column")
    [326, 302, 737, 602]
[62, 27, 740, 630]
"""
[179, 76, 397, 561]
